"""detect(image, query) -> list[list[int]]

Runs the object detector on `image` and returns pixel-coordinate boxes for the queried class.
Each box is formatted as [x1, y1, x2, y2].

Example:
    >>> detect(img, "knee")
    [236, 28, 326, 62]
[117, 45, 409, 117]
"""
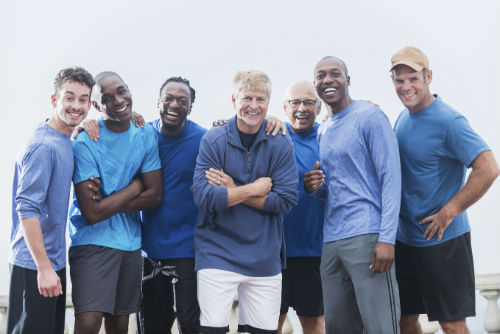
[74, 312, 103, 334]
[439, 319, 468, 334]
[400, 314, 421, 334]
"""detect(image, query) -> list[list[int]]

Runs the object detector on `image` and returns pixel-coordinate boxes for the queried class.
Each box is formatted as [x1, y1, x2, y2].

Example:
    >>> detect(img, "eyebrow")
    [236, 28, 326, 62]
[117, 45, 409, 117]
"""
[64, 91, 90, 97]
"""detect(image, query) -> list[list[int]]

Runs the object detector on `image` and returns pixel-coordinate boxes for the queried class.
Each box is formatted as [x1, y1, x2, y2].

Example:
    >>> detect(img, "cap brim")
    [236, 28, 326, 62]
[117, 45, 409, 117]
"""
[390, 61, 424, 72]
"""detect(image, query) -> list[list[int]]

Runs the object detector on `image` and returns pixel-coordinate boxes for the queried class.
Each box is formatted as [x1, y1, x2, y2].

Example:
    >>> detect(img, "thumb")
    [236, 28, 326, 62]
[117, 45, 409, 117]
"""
[313, 161, 320, 170]
[419, 215, 433, 225]
[370, 250, 376, 270]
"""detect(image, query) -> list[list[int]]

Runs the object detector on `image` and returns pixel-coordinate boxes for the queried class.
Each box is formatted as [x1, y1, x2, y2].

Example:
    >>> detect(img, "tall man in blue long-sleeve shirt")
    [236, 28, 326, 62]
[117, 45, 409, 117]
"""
[304, 56, 401, 334]
[192, 70, 298, 334]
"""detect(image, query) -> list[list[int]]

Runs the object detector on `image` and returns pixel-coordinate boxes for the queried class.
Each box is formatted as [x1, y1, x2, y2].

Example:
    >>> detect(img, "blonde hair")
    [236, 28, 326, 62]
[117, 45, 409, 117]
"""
[233, 70, 272, 99]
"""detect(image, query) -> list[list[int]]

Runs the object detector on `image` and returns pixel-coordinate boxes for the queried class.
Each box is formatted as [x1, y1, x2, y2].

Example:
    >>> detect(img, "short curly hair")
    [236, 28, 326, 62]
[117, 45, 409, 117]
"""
[53, 67, 95, 96]
[159, 76, 196, 104]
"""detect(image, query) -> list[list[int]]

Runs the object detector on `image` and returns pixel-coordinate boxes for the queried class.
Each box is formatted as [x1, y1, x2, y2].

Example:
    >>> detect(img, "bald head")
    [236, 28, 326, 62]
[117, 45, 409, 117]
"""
[314, 56, 348, 76]
[283, 81, 321, 134]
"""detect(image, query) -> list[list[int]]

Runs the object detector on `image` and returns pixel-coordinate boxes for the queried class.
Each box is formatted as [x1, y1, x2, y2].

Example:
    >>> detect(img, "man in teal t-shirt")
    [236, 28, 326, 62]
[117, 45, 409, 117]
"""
[69, 72, 162, 334]
[390, 46, 499, 334]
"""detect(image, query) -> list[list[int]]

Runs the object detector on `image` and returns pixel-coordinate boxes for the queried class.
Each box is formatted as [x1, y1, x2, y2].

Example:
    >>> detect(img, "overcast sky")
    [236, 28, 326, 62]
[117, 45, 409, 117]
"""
[0, 0, 498, 330]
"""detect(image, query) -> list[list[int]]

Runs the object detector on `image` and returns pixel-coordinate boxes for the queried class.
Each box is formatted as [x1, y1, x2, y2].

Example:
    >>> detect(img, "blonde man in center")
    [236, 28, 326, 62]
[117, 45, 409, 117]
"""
[192, 70, 298, 334]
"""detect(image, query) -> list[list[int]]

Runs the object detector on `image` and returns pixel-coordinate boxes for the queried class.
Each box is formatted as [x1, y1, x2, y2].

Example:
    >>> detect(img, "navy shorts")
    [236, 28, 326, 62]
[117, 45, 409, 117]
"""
[396, 232, 475, 321]
[280, 257, 323, 317]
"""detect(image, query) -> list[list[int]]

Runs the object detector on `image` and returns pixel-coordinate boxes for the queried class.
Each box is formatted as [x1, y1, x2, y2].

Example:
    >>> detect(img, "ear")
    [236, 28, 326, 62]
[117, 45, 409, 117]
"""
[157, 99, 161, 110]
[92, 101, 101, 112]
[347, 75, 351, 86]
[316, 101, 322, 115]
[188, 104, 192, 115]
[426, 70, 433, 85]
[232, 95, 236, 109]
[51, 94, 57, 108]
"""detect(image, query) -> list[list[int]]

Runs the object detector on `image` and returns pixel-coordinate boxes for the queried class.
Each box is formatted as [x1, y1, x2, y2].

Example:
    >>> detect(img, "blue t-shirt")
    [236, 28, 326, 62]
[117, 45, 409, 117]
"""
[69, 120, 161, 251]
[314, 100, 401, 244]
[141, 119, 206, 259]
[10, 122, 73, 271]
[395, 96, 489, 246]
[284, 123, 324, 257]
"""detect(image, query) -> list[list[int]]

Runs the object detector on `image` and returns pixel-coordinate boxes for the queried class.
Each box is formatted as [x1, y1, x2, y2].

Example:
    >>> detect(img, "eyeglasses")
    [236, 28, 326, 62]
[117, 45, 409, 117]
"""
[288, 99, 317, 108]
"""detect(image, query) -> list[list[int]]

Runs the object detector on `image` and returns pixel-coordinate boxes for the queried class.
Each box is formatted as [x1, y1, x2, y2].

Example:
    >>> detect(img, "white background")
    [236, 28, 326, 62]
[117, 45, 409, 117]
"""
[0, 0, 498, 332]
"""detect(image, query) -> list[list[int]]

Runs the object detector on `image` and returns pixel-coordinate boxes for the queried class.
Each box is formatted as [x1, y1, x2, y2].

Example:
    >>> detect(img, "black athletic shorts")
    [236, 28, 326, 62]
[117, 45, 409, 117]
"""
[280, 257, 324, 317]
[395, 232, 475, 322]
[7, 264, 66, 334]
[69, 245, 142, 315]
[137, 257, 200, 334]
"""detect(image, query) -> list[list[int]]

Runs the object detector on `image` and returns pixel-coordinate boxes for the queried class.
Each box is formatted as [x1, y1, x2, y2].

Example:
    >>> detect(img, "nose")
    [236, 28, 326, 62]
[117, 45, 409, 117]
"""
[401, 80, 411, 91]
[323, 73, 334, 84]
[298, 102, 307, 112]
[250, 99, 259, 109]
[170, 98, 179, 108]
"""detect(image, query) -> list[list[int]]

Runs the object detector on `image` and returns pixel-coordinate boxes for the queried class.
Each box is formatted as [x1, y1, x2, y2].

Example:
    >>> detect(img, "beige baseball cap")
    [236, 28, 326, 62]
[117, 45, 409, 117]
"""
[390, 46, 429, 72]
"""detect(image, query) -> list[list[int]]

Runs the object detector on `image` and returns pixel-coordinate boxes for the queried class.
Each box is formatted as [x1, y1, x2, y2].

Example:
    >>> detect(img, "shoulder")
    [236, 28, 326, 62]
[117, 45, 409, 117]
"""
[201, 124, 227, 143]
[187, 119, 207, 136]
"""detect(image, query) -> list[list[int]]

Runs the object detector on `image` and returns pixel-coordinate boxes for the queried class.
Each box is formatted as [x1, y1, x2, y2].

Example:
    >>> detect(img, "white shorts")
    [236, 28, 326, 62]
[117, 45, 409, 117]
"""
[197, 268, 281, 333]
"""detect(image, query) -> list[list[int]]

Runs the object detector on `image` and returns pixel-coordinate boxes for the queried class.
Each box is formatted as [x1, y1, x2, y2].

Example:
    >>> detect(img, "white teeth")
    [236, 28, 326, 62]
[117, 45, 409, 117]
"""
[116, 104, 128, 112]
[248, 112, 258, 116]
[324, 88, 337, 93]
[167, 111, 179, 116]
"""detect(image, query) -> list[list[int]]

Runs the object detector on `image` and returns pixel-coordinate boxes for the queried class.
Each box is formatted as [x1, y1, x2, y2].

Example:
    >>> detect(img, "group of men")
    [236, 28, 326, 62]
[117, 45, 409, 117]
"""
[8, 46, 498, 334]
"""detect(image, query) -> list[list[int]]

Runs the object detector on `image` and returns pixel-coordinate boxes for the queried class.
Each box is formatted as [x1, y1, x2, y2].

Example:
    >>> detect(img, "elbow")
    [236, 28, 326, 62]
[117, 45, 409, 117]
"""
[81, 211, 101, 225]
[150, 194, 162, 209]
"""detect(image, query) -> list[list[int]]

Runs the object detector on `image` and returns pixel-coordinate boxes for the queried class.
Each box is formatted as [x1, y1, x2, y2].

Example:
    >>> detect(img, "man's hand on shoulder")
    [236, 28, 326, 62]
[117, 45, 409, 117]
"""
[37, 267, 62, 297]
[304, 161, 325, 193]
[131, 111, 145, 128]
[265, 115, 287, 136]
[72, 119, 100, 142]
[370, 242, 395, 273]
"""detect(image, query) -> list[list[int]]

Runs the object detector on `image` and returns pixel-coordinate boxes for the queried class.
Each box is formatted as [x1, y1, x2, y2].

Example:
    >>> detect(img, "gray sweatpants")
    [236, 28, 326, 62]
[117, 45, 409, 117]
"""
[321, 233, 400, 334]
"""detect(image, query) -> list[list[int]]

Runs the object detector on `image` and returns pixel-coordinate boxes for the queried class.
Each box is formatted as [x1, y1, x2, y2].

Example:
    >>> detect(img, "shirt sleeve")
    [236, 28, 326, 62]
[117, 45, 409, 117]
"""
[140, 125, 161, 174]
[72, 137, 99, 184]
[262, 137, 299, 214]
[15, 144, 53, 219]
[191, 133, 228, 213]
[364, 111, 402, 244]
[445, 116, 490, 167]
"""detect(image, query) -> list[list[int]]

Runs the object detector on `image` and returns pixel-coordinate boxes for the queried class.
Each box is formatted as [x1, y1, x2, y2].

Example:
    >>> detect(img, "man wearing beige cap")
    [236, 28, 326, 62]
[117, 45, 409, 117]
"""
[390, 46, 499, 334]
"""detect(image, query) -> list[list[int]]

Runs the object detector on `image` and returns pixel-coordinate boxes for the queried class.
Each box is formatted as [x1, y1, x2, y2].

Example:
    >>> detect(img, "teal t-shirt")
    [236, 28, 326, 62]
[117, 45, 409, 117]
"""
[69, 120, 161, 251]
[395, 96, 489, 246]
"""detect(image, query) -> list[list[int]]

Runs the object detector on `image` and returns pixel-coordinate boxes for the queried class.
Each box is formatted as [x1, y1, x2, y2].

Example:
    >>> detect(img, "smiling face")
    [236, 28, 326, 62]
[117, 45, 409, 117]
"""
[392, 65, 434, 113]
[284, 82, 321, 134]
[51, 80, 91, 131]
[158, 81, 191, 135]
[93, 74, 132, 125]
[233, 89, 269, 134]
[314, 57, 351, 114]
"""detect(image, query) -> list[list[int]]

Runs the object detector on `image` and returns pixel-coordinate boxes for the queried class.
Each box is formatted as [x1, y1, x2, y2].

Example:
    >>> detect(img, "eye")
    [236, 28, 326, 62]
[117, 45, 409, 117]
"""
[243, 97, 252, 102]
[65, 97, 74, 101]
[315, 73, 325, 80]
[332, 72, 342, 78]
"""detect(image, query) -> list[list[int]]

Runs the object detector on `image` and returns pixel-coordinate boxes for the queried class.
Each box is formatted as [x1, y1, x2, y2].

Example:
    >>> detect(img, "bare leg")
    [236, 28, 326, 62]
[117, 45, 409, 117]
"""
[74, 311, 104, 334]
[278, 314, 287, 334]
[298, 315, 325, 334]
[440, 319, 469, 334]
[104, 314, 130, 334]
[400, 314, 422, 334]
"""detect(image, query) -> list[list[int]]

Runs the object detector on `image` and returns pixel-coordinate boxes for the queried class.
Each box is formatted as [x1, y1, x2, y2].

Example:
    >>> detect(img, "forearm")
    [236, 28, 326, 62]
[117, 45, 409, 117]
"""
[227, 184, 258, 207]
[78, 180, 141, 224]
[20, 217, 52, 270]
[242, 195, 268, 210]
[441, 156, 499, 218]
[122, 187, 162, 212]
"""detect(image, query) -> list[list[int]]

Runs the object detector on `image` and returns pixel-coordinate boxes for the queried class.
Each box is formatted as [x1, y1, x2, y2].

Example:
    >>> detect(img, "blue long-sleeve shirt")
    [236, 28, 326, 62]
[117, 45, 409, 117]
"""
[314, 100, 401, 244]
[192, 116, 298, 276]
[10, 122, 73, 271]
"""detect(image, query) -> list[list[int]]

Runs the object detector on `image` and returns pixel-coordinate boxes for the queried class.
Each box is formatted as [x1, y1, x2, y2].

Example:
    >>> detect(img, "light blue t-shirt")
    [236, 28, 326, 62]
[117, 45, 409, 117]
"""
[69, 119, 161, 251]
[314, 100, 401, 244]
[284, 123, 324, 257]
[10, 122, 73, 271]
[395, 96, 489, 246]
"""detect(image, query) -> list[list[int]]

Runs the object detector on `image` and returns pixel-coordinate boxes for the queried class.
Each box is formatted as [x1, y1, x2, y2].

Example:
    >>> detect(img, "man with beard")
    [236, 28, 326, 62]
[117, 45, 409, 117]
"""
[8, 67, 94, 334]
[304, 57, 401, 334]
[192, 70, 298, 334]
[390, 46, 499, 334]
[278, 81, 324, 334]
[69, 71, 162, 334]
[138, 77, 204, 334]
